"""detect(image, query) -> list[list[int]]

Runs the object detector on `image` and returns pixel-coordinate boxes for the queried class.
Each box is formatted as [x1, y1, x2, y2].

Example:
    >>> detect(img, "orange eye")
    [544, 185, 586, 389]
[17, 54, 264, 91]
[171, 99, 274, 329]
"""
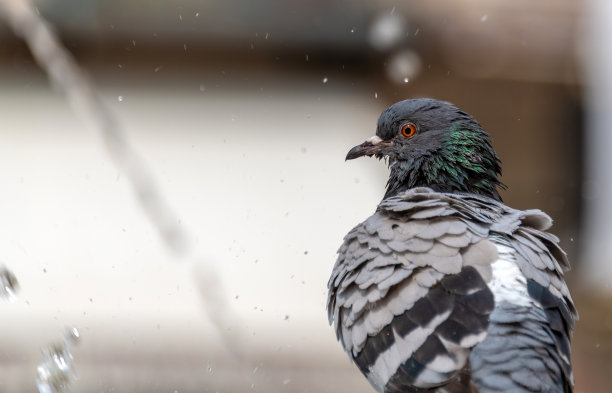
[401, 123, 417, 137]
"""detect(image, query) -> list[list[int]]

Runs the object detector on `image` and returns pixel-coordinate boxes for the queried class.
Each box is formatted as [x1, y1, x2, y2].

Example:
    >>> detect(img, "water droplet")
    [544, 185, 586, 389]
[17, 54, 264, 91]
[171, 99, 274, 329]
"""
[305, 54, 309, 61]
[179, 14, 183, 21]
[368, 12, 406, 51]
[117, 96, 123, 102]
[132, 40, 136, 47]
[414, 27, 420, 36]
[350, 27, 355, 33]
[283, 379, 291, 385]
[481, 14, 488, 22]
[63, 327, 80, 346]
[322, 77, 328, 83]
[265, 32, 270, 39]
[387, 49, 421, 84]
[183, 44, 187, 51]
[36, 329, 80, 393]
[0, 266, 18, 301]
[154, 66, 163, 73]
[374, 92, 378, 99]
[195, 12, 199, 17]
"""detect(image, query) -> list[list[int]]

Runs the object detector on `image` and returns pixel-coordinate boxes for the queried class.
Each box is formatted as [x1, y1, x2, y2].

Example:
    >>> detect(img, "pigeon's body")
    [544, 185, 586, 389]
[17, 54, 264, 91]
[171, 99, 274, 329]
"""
[327, 99, 576, 393]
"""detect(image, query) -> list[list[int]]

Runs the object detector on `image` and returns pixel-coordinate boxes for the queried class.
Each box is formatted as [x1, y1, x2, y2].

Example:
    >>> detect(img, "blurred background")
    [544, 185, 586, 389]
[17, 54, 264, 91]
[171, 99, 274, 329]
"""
[0, 0, 610, 392]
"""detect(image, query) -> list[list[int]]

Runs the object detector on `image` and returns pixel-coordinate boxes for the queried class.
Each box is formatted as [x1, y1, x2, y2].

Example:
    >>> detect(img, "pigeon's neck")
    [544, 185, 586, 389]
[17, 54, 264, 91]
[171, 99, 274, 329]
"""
[384, 125, 504, 201]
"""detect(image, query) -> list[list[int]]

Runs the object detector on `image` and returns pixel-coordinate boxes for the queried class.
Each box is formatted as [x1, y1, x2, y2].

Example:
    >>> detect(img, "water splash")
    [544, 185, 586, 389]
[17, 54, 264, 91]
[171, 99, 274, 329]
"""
[0, 265, 19, 301]
[36, 327, 81, 393]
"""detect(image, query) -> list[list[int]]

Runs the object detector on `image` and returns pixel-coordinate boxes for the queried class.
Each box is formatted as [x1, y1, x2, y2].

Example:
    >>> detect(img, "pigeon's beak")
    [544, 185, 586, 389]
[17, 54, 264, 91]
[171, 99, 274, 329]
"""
[346, 136, 394, 160]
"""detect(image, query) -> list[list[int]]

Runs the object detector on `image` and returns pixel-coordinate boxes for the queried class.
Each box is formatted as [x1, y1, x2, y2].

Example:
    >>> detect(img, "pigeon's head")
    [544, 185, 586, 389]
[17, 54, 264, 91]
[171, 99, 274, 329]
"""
[346, 98, 504, 200]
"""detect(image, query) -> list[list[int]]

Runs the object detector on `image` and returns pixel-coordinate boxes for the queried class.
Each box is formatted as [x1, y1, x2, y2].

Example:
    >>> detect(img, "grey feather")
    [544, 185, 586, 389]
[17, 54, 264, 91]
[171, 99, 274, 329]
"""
[388, 238, 434, 253]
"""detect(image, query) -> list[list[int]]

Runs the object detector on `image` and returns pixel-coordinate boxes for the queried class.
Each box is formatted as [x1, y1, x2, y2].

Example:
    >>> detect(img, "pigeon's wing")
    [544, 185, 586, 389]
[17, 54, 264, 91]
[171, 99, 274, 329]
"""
[327, 198, 497, 393]
[414, 189, 576, 392]
[468, 208, 576, 392]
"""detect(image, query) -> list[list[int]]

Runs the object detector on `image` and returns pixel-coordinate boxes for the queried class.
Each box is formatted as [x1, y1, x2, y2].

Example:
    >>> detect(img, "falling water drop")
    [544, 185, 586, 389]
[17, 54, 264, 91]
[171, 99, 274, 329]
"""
[0, 265, 18, 301]
[63, 327, 80, 346]
[36, 328, 81, 393]
[368, 12, 406, 51]
[387, 50, 421, 84]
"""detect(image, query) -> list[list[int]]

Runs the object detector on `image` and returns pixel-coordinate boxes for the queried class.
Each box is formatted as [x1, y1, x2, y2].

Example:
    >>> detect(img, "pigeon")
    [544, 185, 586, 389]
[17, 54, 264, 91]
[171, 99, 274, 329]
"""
[327, 98, 576, 393]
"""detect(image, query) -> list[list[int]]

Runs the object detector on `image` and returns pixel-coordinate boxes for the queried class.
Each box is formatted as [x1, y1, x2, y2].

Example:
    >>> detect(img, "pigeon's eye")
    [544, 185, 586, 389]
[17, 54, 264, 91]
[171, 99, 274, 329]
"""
[400, 123, 417, 138]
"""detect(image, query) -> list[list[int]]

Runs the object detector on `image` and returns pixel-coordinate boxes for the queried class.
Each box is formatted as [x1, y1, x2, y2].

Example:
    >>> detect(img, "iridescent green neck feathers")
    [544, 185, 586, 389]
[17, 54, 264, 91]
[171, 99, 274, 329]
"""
[384, 122, 503, 200]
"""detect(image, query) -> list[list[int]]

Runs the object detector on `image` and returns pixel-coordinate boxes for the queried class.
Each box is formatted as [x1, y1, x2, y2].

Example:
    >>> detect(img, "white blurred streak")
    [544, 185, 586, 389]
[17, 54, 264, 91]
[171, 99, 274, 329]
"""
[0, 0, 242, 356]
[581, 0, 612, 292]
[0, 0, 187, 255]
